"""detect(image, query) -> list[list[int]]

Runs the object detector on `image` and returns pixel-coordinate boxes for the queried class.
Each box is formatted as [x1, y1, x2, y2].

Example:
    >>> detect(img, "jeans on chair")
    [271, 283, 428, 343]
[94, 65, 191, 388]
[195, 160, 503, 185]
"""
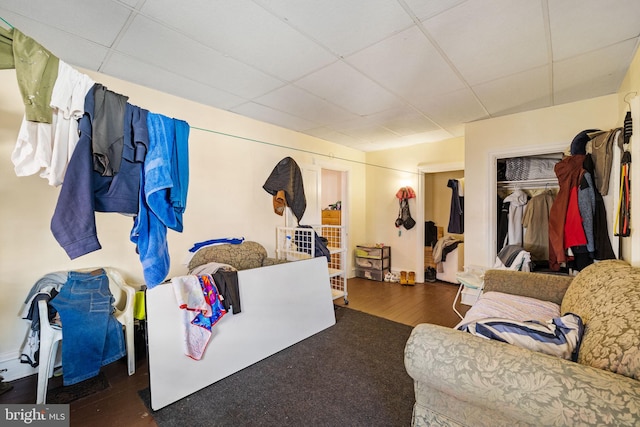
[50, 269, 126, 385]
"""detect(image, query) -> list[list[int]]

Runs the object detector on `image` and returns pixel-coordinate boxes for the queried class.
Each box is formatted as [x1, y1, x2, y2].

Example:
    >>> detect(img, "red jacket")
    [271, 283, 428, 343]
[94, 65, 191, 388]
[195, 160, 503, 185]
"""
[549, 155, 585, 270]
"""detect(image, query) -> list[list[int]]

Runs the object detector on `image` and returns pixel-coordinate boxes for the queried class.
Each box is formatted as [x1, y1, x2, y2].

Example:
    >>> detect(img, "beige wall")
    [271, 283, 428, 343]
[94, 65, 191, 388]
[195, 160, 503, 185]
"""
[0, 68, 366, 377]
[364, 137, 464, 276]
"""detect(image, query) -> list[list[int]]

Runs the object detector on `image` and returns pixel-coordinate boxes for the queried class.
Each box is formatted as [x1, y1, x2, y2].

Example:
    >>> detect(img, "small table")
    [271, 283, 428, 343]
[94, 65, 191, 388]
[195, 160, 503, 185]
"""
[452, 268, 485, 319]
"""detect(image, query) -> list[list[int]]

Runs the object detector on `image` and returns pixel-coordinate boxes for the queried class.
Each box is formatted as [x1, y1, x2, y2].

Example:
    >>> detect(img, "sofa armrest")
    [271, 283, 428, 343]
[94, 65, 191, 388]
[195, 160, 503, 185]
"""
[405, 324, 640, 426]
[483, 269, 572, 305]
[262, 257, 289, 267]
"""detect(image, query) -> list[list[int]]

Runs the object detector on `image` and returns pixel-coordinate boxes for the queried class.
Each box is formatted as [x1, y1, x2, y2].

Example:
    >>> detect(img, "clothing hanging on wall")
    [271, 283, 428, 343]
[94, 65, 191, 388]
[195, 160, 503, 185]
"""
[4, 26, 191, 288]
[263, 156, 306, 223]
[447, 179, 464, 234]
[588, 128, 621, 196]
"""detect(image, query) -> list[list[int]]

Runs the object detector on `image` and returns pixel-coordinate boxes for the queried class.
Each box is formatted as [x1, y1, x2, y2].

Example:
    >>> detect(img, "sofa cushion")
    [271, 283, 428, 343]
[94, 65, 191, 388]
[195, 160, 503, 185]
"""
[561, 260, 640, 379]
[188, 241, 268, 271]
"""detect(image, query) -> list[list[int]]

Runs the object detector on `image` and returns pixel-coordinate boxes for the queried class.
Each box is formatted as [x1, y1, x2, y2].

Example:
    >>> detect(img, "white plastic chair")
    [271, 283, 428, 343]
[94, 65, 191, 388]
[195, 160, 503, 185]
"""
[35, 267, 137, 404]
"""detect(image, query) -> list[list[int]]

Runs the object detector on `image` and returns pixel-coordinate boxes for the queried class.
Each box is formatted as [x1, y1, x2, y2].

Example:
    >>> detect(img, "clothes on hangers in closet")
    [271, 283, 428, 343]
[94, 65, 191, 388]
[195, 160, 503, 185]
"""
[502, 189, 528, 247]
[522, 190, 554, 261]
[549, 155, 586, 271]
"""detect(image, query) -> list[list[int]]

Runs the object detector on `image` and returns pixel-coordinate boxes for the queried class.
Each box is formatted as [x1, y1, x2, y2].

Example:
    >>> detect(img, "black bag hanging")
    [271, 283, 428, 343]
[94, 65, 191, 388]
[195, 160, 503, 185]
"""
[401, 198, 416, 230]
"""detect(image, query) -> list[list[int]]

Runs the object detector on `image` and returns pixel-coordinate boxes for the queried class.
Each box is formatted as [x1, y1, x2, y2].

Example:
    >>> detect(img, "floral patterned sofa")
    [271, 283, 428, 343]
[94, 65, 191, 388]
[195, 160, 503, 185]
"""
[404, 260, 640, 426]
[187, 241, 286, 272]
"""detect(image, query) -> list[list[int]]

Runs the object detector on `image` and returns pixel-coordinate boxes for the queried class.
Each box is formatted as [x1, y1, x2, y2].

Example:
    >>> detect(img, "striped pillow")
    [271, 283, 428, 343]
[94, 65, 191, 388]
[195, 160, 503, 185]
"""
[457, 313, 584, 361]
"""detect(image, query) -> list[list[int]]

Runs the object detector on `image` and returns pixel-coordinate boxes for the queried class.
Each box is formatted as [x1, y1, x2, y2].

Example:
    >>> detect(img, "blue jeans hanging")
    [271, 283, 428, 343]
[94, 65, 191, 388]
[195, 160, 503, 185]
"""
[50, 269, 126, 385]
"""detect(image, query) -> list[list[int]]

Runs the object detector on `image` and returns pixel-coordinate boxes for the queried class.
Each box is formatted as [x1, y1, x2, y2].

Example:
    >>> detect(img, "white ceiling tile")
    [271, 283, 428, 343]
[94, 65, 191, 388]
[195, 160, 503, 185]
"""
[294, 61, 403, 116]
[101, 53, 246, 110]
[554, 40, 637, 105]
[255, 0, 413, 56]
[253, 85, 359, 125]
[444, 124, 465, 138]
[549, 0, 640, 61]
[473, 66, 552, 116]
[363, 107, 440, 136]
[116, 0, 140, 8]
[140, 0, 336, 82]
[0, 0, 130, 46]
[413, 88, 489, 128]
[346, 26, 465, 101]
[231, 102, 320, 132]
[333, 117, 401, 142]
[402, 0, 467, 21]
[1, 1, 639, 152]
[424, 0, 548, 85]
[0, 10, 109, 69]
[395, 129, 455, 146]
[304, 127, 365, 147]
[116, 15, 284, 99]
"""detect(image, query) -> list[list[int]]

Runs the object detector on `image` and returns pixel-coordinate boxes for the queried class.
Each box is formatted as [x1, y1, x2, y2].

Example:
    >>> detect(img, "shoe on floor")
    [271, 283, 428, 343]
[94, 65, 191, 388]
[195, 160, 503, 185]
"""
[425, 267, 437, 282]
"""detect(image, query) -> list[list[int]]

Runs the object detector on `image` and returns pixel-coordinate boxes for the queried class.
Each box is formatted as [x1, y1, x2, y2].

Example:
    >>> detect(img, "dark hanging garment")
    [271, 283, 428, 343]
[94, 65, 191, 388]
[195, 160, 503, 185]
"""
[447, 179, 464, 234]
[497, 197, 509, 252]
[425, 221, 438, 247]
[263, 157, 306, 223]
[583, 155, 616, 260]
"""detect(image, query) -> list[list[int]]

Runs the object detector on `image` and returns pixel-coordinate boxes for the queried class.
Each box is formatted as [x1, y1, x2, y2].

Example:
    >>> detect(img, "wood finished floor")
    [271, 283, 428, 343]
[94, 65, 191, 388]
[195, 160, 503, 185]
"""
[0, 277, 469, 427]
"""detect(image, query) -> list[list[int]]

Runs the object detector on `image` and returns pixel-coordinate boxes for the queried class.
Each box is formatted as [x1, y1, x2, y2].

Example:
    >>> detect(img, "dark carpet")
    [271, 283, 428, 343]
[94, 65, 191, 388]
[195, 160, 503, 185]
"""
[48, 371, 110, 404]
[140, 306, 416, 426]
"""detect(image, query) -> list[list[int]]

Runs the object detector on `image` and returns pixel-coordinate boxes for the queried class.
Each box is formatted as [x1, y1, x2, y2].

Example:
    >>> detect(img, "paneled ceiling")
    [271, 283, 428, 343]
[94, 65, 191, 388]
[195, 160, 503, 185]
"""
[1, 0, 640, 151]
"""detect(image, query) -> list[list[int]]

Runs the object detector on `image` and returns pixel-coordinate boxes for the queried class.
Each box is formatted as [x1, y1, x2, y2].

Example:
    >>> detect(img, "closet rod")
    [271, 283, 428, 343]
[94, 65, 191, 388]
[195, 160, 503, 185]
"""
[497, 179, 559, 190]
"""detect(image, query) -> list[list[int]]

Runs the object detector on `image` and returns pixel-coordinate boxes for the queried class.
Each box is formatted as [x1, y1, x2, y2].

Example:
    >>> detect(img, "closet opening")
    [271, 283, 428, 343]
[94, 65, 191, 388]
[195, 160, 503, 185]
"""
[488, 143, 620, 273]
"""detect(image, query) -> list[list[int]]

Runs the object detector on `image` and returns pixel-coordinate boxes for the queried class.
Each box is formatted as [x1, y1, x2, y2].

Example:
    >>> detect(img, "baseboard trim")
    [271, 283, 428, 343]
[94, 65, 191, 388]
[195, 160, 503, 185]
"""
[0, 352, 37, 382]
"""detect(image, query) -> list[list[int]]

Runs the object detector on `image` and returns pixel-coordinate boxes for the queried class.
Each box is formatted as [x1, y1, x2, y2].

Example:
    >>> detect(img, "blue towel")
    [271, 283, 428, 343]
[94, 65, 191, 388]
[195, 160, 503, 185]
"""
[130, 166, 170, 288]
[145, 113, 176, 229]
[131, 113, 175, 287]
[170, 119, 190, 232]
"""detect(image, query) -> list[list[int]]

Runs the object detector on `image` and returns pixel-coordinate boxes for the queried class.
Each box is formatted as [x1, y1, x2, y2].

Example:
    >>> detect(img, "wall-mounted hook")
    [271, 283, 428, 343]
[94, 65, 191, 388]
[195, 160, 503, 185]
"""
[624, 92, 637, 110]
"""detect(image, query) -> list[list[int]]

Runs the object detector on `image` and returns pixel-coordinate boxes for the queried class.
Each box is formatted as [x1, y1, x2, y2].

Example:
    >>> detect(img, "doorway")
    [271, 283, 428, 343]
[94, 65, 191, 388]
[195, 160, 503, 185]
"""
[416, 162, 465, 283]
